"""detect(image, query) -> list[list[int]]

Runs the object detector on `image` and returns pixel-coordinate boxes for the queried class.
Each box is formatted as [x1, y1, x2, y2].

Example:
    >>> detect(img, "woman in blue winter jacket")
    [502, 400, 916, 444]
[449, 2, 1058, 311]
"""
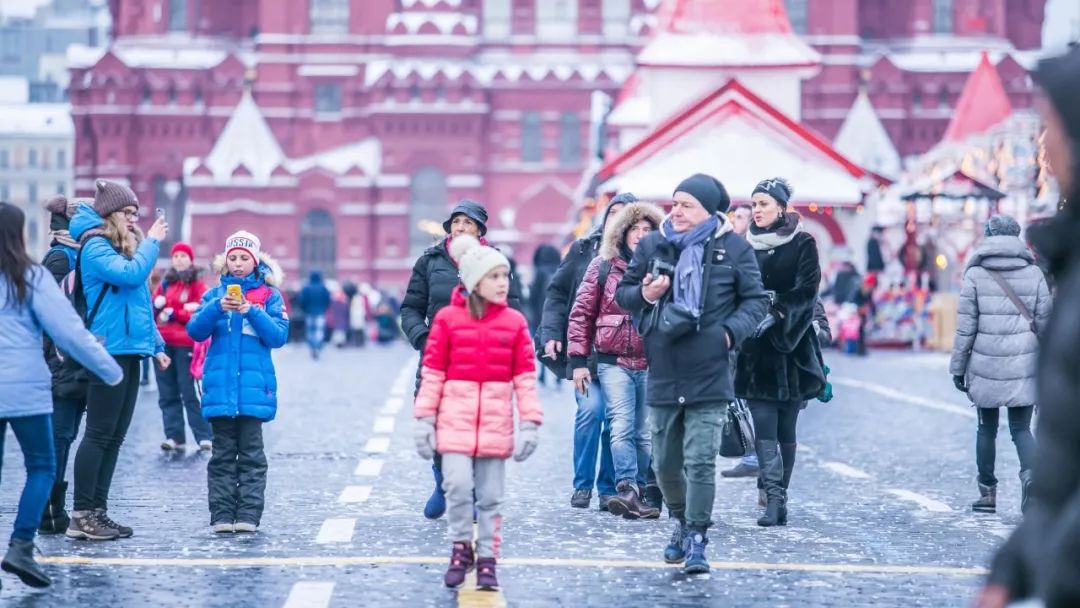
[66, 180, 171, 542]
[187, 231, 289, 534]
[0, 202, 122, 588]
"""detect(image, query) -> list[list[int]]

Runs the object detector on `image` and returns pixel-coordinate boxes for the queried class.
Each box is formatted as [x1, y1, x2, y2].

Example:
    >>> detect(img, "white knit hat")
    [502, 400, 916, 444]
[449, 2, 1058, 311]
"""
[450, 235, 509, 293]
[225, 230, 261, 262]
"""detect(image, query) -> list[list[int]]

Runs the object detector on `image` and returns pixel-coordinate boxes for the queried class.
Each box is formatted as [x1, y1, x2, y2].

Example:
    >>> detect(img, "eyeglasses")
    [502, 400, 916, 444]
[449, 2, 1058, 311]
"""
[122, 210, 139, 219]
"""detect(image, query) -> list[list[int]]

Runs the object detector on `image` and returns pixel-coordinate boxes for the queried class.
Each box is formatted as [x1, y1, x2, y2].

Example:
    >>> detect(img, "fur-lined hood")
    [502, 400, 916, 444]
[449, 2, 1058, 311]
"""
[600, 202, 665, 261]
[211, 252, 285, 287]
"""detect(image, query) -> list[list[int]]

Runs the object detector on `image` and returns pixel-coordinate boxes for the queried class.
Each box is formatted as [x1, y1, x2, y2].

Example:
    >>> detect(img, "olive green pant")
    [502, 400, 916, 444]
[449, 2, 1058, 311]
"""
[649, 403, 725, 530]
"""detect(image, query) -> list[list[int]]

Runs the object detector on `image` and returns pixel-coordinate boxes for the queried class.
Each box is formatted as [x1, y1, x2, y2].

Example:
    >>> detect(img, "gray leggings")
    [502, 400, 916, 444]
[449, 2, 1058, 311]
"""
[441, 454, 505, 558]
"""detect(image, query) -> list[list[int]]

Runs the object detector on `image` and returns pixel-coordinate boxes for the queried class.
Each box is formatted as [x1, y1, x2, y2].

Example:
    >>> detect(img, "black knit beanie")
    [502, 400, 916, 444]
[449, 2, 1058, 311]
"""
[674, 174, 730, 215]
[752, 177, 794, 208]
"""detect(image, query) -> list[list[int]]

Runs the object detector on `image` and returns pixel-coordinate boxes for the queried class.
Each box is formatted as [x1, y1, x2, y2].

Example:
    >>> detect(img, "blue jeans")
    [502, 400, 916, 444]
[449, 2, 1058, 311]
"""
[572, 379, 616, 496]
[306, 315, 326, 354]
[597, 363, 650, 486]
[0, 414, 56, 541]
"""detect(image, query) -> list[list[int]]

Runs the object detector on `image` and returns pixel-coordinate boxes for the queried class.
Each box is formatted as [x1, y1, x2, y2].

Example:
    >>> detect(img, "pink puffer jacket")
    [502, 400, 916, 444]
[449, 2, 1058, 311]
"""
[414, 287, 543, 458]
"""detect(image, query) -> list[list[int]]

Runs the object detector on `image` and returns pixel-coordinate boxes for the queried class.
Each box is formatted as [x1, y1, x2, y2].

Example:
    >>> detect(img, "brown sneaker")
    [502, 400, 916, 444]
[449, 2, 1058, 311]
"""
[607, 481, 659, 520]
[66, 510, 120, 541]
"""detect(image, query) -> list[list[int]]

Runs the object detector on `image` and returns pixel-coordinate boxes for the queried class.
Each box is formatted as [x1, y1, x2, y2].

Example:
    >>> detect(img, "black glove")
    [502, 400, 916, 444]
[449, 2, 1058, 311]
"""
[752, 313, 777, 339]
[953, 375, 968, 393]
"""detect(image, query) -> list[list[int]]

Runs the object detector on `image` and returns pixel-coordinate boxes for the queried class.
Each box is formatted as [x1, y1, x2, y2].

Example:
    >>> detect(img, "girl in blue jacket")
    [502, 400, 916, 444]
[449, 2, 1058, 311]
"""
[187, 231, 289, 534]
[66, 180, 171, 542]
[0, 202, 122, 588]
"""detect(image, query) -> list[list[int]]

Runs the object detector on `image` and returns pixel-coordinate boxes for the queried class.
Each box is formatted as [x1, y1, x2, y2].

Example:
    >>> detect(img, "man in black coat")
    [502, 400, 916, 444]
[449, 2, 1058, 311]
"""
[979, 45, 1080, 608]
[616, 174, 767, 575]
[537, 193, 635, 511]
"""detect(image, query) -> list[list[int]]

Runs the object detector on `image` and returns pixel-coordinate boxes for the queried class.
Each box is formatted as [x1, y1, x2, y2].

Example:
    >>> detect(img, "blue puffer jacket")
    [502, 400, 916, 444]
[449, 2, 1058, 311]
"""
[187, 256, 289, 422]
[0, 267, 123, 418]
[68, 203, 164, 357]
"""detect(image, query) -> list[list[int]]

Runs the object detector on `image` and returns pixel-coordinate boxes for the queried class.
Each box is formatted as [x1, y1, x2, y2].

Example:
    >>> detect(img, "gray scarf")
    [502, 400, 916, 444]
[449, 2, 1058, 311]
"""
[49, 230, 80, 250]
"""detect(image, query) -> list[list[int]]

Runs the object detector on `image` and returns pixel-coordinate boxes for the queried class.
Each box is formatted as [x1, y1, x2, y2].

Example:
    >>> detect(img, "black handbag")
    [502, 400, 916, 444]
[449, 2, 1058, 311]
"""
[656, 237, 716, 341]
[719, 399, 756, 458]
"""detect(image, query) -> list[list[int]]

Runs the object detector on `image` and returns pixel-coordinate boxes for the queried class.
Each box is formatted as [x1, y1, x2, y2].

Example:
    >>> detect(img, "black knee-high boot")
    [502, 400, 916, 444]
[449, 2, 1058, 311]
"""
[756, 441, 786, 527]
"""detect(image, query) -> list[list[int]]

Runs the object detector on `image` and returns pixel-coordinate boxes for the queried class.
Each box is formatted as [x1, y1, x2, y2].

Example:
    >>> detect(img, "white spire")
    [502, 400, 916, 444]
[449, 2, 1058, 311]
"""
[204, 90, 284, 182]
[834, 90, 901, 178]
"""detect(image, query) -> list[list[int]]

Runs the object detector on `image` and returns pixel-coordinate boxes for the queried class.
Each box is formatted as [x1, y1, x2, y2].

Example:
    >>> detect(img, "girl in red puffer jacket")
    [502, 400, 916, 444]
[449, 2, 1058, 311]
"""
[413, 235, 542, 592]
[152, 241, 213, 452]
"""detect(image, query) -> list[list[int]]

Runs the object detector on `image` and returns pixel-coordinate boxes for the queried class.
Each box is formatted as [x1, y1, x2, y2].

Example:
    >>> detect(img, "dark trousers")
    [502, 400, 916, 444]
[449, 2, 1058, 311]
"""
[747, 400, 802, 443]
[0, 414, 56, 541]
[155, 345, 212, 444]
[207, 416, 267, 526]
[977, 406, 1036, 487]
[73, 355, 141, 511]
[51, 395, 86, 484]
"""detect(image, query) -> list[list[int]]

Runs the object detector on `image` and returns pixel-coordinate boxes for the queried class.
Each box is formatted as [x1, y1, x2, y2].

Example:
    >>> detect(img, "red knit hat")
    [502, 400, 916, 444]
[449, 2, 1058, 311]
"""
[171, 242, 194, 261]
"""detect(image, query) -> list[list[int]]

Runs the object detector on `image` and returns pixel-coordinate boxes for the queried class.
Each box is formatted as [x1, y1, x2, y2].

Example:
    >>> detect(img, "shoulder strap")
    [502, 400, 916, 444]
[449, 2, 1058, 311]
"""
[74, 235, 114, 329]
[590, 259, 612, 319]
[695, 236, 718, 330]
[986, 269, 1038, 338]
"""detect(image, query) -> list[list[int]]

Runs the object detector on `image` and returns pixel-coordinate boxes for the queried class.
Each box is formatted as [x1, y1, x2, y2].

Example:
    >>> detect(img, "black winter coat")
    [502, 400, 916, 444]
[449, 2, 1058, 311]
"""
[538, 231, 601, 347]
[735, 228, 826, 403]
[41, 245, 82, 399]
[399, 239, 523, 351]
[616, 219, 768, 407]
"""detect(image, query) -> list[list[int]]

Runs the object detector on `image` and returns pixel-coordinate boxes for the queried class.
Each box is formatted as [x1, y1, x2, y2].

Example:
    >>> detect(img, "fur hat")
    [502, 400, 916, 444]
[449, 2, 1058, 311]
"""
[450, 234, 509, 293]
[225, 230, 261, 262]
[93, 180, 139, 217]
[44, 194, 79, 219]
[600, 202, 664, 261]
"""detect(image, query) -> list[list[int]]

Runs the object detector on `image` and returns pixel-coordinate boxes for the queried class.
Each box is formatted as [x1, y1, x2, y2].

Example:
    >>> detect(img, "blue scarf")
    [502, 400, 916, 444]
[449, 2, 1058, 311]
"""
[662, 216, 717, 314]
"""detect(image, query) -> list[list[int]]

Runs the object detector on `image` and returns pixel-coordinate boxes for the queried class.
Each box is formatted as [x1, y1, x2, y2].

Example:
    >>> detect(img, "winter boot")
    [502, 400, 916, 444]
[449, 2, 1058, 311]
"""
[475, 557, 499, 590]
[1019, 470, 1033, 514]
[682, 528, 710, 575]
[780, 442, 797, 524]
[38, 481, 70, 535]
[607, 481, 659, 520]
[972, 482, 997, 513]
[94, 509, 133, 538]
[424, 463, 447, 520]
[663, 514, 689, 564]
[756, 441, 787, 527]
[598, 494, 615, 512]
[642, 483, 664, 514]
[443, 542, 475, 588]
[65, 510, 120, 541]
[570, 489, 591, 509]
[1, 539, 51, 588]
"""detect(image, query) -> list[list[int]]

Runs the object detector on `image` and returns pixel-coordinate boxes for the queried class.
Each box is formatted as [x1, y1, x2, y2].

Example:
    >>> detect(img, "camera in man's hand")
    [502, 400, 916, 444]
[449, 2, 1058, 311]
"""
[648, 258, 676, 279]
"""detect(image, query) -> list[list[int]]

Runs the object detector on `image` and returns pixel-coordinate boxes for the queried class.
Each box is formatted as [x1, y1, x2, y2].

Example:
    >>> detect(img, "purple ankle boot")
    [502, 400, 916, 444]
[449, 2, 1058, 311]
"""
[475, 557, 499, 590]
[443, 542, 474, 588]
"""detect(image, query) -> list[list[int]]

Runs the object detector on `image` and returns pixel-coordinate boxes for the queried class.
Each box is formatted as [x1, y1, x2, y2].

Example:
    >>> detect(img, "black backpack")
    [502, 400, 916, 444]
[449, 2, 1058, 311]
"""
[52, 236, 116, 399]
[534, 258, 611, 380]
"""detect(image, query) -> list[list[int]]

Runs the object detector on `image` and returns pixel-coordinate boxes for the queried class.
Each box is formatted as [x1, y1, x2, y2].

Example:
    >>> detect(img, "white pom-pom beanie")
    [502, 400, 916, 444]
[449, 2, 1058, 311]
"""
[450, 235, 509, 293]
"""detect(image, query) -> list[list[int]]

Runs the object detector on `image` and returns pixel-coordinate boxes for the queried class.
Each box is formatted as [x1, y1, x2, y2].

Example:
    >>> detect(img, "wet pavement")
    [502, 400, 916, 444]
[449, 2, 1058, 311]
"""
[0, 344, 1016, 606]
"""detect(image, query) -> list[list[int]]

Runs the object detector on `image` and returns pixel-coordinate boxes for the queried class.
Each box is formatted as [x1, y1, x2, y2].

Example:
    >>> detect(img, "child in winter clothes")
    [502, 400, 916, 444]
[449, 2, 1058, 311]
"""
[413, 235, 543, 590]
[186, 231, 289, 534]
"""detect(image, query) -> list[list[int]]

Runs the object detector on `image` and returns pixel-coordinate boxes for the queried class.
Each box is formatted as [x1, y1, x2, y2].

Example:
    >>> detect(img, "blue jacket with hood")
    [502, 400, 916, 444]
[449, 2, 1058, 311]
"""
[187, 254, 289, 422]
[298, 270, 331, 316]
[68, 203, 164, 357]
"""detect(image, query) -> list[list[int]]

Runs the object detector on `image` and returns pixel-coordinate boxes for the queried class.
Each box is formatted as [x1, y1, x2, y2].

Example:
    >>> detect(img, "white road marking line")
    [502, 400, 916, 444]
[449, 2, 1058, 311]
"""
[315, 518, 356, 544]
[282, 581, 334, 608]
[363, 437, 391, 453]
[821, 461, 873, 480]
[887, 489, 953, 513]
[374, 416, 396, 434]
[831, 376, 976, 419]
[380, 397, 405, 415]
[354, 458, 384, 477]
[338, 485, 373, 504]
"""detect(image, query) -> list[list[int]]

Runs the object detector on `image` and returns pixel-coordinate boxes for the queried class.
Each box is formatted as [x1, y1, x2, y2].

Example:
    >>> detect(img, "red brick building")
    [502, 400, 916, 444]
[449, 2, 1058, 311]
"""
[68, 0, 1046, 288]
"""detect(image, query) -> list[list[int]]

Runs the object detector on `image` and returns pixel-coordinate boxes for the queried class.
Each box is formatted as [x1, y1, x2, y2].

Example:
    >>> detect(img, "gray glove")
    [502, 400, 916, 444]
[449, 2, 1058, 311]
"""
[514, 421, 539, 462]
[414, 417, 436, 460]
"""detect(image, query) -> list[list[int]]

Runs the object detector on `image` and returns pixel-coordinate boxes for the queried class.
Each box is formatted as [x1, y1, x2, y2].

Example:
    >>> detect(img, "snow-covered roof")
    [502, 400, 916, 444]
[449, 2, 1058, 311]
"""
[67, 37, 244, 70]
[833, 90, 901, 179]
[0, 76, 28, 104]
[203, 90, 284, 182]
[0, 104, 73, 137]
[943, 52, 1013, 142]
[401, 0, 461, 7]
[598, 81, 882, 205]
[284, 138, 381, 177]
[363, 58, 632, 87]
[862, 35, 1039, 72]
[386, 11, 477, 35]
[0, 0, 48, 20]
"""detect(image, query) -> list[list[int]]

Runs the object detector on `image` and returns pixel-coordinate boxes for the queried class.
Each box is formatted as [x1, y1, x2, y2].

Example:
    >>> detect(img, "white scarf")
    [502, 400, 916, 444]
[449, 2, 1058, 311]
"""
[745, 219, 805, 251]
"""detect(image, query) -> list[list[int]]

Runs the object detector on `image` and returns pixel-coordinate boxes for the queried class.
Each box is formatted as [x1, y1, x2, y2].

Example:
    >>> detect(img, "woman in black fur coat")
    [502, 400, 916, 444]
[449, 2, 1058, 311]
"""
[735, 177, 825, 527]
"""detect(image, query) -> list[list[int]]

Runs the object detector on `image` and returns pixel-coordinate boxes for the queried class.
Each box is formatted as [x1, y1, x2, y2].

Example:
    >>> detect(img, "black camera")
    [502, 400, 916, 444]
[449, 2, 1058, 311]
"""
[648, 258, 676, 278]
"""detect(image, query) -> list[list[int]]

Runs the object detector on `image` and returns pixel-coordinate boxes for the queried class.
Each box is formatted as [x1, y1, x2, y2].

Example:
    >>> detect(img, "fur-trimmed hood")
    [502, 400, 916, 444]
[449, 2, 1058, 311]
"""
[600, 202, 665, 261]
[211, 252, 285, 287]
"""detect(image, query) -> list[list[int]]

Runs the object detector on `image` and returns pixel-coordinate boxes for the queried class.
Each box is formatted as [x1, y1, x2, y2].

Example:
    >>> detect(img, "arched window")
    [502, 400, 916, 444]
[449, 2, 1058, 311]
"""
[602, 0, 630, 38]
[410, 167, 448, 256]
[310, 0, 349, 34]
[300, 209, 337, 278]
[168, 0, 187, 32]
[483, 0, 511, 38]
[784, 0, 808, 34]
[558, 112, 581, 166]
[521, 111, 542, 163]
[536, 0, 577, 39]
[932, 0, 953, 33]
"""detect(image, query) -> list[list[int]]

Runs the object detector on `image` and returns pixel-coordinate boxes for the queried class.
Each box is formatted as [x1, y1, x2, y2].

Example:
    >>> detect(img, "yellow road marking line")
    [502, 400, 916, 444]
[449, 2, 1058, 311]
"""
[38, 555, 986, 576]
[457, 570, 507, 608]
